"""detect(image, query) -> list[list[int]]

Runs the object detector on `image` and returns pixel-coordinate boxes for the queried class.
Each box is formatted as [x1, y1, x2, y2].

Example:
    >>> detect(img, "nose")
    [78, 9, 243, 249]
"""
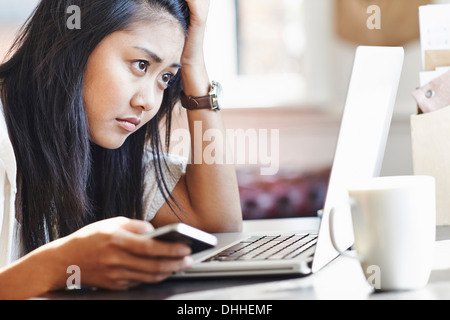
[130, 85, 156, 112]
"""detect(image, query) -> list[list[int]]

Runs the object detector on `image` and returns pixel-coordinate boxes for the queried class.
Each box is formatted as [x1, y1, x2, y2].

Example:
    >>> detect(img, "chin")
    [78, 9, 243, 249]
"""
[91, 136, 127, 150]
[102, 140, 127, 150]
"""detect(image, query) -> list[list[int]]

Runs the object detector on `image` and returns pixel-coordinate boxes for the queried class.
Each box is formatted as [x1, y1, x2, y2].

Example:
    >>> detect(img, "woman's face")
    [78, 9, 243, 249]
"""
[83, 14, 185, 149]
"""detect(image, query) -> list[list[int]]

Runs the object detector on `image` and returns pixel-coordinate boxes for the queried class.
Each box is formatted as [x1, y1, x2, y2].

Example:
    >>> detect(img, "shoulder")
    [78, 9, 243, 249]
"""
[143, 145, 187, 175]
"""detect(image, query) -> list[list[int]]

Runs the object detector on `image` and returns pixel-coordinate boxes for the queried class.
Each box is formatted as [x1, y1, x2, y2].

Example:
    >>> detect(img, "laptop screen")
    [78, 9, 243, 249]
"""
[312, 46, 404, 273]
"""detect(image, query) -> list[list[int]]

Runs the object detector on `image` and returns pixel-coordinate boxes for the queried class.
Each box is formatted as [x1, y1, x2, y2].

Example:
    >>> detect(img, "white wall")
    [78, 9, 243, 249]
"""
[299, 0, 436, 176]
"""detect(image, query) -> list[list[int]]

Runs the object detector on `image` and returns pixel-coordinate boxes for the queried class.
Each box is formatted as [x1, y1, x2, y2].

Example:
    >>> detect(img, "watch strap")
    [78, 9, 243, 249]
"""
[180, 91, 215, 110]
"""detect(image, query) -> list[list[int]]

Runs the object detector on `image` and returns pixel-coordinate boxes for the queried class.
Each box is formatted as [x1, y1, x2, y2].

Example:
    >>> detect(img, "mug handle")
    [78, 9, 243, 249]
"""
[329, 205, 361, 261]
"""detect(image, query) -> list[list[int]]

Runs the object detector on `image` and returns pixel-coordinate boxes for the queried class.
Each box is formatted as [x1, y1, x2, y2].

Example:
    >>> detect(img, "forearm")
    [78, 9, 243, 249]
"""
[0, 243, 64, 300]
[180, 56, 242, 232]
[179, 67, 242, 231]
[184, 108, 243, 232]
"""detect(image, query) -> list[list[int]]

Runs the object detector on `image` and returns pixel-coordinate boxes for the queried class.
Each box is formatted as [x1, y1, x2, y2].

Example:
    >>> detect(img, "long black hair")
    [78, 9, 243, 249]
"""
[0, 0, 190, 254]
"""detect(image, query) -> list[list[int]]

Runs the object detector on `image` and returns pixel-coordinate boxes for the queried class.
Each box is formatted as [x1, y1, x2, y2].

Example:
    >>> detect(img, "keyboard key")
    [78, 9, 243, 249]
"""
[206, 233, 317, 262]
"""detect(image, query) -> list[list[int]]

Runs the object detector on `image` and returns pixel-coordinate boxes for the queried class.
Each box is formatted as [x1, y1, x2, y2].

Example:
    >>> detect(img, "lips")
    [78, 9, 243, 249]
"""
[116, 117, 141, 133]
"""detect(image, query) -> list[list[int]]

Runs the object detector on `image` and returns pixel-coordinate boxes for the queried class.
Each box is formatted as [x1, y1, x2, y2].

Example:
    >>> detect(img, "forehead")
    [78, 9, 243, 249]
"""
[98, 16, 186, 63]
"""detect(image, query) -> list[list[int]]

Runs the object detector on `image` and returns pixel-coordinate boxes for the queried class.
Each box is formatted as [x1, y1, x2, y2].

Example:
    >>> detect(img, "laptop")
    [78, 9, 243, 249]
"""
[175, 46, 404, 278]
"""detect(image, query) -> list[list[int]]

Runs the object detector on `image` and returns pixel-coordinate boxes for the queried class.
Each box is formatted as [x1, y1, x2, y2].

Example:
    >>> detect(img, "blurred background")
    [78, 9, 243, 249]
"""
[1, 0, 446, 219]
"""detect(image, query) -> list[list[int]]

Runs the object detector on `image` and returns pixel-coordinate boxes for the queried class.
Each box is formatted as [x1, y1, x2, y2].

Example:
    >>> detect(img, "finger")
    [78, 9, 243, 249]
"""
[110, 229, 192, 258]
[112, 280, 142, 291]
[184, 0, 210, 25]
[116, 253, 194, 275]
[105, 256, 194, 285]
[147, 239, 192, 257]
[113, 272, 172, 287]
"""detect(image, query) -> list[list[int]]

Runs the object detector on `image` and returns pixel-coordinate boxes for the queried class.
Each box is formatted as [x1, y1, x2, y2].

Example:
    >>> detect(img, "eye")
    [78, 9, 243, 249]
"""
[161, 72, 175, 86]
[133, 60, 149, 73]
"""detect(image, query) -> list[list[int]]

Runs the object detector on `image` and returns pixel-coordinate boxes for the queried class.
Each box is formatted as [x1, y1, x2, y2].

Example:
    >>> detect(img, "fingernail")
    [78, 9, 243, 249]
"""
[184, 256, 194, 268]
[181, 246, 192, 256]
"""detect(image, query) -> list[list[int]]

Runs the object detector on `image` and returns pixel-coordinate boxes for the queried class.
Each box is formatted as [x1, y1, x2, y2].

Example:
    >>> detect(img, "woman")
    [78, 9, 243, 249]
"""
[0, 0, 242, 299]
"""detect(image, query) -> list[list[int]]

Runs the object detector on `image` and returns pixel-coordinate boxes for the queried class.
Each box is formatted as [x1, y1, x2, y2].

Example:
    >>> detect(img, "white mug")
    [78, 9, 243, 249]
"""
[330, 175, 436, 291]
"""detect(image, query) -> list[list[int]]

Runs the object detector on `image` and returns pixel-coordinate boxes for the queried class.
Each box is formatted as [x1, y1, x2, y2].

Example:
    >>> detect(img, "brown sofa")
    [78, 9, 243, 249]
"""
[237, 167, 331, 220]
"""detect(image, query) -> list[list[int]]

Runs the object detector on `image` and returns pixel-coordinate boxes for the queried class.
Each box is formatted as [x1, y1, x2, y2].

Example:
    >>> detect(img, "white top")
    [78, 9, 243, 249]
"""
[0, 105, 186, 268]
[0, 106, 18, 268]
[142, 148, 187, 221]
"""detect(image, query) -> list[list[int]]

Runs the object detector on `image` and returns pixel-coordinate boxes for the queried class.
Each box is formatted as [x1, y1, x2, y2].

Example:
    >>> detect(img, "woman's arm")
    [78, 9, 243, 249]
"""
[0, 217, 193, 299]
[152, 0, 242, 233]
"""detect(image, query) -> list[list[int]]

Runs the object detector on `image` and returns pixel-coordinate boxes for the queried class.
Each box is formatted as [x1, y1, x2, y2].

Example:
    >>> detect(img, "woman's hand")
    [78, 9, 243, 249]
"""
[43, 217, 193, 291]
[185, 0, 210, 29]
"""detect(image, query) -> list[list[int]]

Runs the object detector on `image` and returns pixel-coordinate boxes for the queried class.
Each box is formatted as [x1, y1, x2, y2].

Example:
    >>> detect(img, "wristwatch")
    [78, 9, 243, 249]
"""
[180, 81, 223, 111]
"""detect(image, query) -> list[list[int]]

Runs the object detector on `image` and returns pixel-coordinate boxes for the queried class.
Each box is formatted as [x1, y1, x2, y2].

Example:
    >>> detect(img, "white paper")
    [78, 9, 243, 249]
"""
[419, 4, 450, 70]
[411, 106, 450, 225]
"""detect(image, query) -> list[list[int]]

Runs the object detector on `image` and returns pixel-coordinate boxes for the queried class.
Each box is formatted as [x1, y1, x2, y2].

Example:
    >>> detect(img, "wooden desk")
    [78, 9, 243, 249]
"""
[40, 218, 450, 300]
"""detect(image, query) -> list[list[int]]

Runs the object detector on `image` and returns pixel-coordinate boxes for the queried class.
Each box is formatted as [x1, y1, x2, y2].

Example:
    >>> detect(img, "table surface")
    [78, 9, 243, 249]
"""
[40, 218, 450, 300]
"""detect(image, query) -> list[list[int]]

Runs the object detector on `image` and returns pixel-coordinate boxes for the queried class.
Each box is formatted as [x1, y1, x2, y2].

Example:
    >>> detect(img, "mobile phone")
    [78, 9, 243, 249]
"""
[146, 223, 218, 254]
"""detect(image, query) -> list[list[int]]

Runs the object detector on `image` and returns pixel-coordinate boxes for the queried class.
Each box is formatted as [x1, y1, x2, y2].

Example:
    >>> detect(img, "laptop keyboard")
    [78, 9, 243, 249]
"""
[206, 233, 318, 262]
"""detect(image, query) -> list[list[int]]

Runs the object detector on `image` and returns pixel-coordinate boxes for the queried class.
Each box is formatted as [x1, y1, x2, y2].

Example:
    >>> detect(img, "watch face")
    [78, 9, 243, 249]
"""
[211, 81, 223, 110]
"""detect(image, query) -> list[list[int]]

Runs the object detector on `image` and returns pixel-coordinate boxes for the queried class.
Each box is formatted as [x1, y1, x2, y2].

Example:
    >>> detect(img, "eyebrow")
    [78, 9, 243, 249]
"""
[133, 46, 182, 69]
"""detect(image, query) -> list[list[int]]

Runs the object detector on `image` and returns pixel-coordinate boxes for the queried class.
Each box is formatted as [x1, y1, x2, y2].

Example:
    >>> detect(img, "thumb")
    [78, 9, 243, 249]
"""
[120, 219, 155, 235]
